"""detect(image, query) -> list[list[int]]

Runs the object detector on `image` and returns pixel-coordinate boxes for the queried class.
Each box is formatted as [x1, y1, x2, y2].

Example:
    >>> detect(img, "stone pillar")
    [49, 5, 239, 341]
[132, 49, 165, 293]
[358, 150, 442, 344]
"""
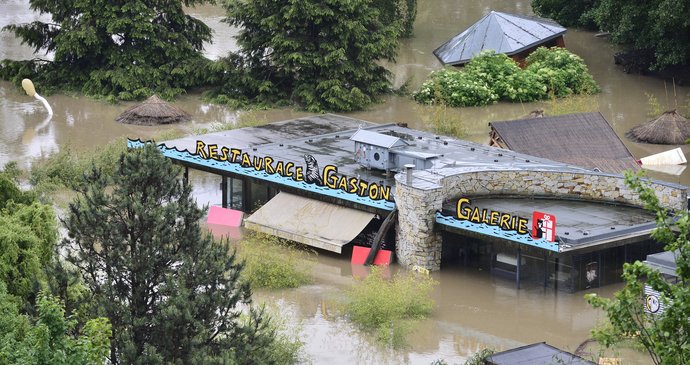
[394, 172, 444, 271]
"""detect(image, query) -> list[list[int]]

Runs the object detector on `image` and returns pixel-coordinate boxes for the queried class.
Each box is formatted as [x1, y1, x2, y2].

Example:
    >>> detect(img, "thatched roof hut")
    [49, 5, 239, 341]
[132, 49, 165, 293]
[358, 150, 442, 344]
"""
[116, 95, 191, 125]
[626, 110, 690, 144]
[489, 112, 640, 174]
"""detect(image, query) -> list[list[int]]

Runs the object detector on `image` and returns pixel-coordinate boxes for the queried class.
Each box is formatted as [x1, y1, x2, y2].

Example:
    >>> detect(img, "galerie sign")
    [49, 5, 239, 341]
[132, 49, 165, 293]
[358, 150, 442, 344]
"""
[194, 140, 393, 202]
[454, 197, 557, 242]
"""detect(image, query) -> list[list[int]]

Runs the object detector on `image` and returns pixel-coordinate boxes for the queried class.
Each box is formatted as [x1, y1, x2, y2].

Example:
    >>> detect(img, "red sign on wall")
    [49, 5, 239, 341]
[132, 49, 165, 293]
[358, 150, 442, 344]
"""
[531, 212, 556, 242]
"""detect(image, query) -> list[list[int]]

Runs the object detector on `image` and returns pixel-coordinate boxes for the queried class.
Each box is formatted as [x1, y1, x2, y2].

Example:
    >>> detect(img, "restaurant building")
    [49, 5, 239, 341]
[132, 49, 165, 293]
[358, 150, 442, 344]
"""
[129, 114, 687, 291]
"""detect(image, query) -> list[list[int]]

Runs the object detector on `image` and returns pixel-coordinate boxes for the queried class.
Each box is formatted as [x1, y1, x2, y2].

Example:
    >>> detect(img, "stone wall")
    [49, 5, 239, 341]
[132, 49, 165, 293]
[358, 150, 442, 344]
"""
[395, 168, 687, 271]
[394, 175, 444, 270]
[441, 170, 686, 211]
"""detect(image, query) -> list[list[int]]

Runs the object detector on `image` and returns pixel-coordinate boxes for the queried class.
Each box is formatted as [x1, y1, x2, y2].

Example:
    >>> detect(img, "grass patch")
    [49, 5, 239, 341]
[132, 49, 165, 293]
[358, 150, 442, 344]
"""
[544, 94, 599, 116]
[426, 101, 467, 138]
[345, 267, 437, 348]
[235, 232, 313, 290]
[29, 139, 128, 197]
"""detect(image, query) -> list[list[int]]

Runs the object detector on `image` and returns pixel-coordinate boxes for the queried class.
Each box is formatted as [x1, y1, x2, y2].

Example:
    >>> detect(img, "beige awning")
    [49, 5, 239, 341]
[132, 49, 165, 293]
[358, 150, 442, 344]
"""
[244, 192, 375, 253]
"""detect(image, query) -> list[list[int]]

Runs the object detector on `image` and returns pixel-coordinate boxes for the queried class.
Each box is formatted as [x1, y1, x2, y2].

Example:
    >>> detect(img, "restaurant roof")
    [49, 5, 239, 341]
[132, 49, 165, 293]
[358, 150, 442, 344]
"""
[433, 11, 566, 66]
[486, 342, 595, 365]
[489, 112, 640, 174]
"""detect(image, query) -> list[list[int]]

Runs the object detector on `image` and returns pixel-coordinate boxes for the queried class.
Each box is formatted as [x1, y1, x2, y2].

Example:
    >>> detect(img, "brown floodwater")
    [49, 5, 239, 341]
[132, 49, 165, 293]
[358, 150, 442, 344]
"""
[1, 0, 684, 363]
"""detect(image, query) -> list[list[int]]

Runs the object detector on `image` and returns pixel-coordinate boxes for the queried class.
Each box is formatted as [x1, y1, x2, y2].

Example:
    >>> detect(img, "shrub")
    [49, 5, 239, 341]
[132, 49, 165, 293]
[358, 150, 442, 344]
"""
[345, 268, 436, 347]
[235, 233, 313, 290]
[414, 48, 598, 108]
[526, 47, 600, 97]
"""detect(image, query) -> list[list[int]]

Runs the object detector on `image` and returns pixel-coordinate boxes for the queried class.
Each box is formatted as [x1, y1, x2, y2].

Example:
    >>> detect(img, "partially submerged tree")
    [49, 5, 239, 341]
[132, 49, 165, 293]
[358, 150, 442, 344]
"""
[0, 283, 111, 365]
[62, 145, 282, 364]
[1, 0, 214, 101]
[586, 172, 690, 364]
[217, 0, 400, 112]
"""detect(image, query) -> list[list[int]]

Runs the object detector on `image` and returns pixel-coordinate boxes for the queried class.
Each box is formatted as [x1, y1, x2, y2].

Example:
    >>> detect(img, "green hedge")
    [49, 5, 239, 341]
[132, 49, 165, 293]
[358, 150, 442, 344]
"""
[414, 47, 599, 107]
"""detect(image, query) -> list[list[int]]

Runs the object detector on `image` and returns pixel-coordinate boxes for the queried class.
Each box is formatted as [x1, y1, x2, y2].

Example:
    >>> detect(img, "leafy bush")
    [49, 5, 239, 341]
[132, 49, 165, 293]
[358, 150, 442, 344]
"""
[414, 48, 598, 107]
[345, 268, 436, 347]
[526, 47, 600, 97]
[235, 233, 313, 290]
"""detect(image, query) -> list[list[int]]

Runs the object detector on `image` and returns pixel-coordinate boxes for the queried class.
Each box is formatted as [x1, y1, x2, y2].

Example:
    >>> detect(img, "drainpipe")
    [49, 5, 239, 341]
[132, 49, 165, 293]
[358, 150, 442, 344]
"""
[404, 164, 415, 185]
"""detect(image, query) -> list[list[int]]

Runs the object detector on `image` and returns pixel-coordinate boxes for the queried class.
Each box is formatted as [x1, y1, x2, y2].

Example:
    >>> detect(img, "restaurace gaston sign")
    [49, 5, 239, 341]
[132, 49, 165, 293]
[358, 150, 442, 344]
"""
[195, 140, 393, 202]
[453, 197, 556, 241]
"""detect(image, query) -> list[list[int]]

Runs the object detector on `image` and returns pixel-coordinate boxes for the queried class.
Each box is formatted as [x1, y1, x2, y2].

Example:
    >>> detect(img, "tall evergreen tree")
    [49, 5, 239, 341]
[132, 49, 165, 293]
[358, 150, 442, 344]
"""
[62, 145, 280, 364]
[1, 0, 214, 100]
[217, 0, 400, 112]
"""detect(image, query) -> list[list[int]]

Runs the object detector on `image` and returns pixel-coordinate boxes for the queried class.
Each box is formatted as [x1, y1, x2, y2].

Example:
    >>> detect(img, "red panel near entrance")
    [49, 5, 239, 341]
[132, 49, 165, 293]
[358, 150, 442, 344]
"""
[207, 205, 243, 227]
[351, 246, 392, 265]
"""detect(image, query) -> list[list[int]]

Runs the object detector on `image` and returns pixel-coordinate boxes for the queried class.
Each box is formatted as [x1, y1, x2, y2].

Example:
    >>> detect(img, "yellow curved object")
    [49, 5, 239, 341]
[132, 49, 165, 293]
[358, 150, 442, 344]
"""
[21, 78, 36, 97]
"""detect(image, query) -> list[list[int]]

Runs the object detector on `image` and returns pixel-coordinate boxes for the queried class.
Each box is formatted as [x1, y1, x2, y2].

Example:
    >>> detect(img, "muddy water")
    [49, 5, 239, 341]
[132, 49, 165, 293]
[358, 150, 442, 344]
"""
[0, 0, 682, 363]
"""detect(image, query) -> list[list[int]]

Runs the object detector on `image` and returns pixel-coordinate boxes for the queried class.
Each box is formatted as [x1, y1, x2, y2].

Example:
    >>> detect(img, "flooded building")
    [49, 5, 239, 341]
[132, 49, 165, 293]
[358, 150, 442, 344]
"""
[433, 11, 567, 67]
[129, 114, 687, 291]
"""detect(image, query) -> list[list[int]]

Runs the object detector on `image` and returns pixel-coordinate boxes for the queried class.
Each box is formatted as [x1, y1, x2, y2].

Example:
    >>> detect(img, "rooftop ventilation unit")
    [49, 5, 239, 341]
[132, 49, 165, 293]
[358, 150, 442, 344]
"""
[350, 129, 439, 171]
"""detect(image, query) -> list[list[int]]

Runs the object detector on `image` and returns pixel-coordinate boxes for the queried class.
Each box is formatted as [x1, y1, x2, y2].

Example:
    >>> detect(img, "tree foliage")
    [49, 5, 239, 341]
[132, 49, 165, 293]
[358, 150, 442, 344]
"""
[373, 0, 417, 38]
[0, 167, 57, 304]
[215, 0, 400, 112]
[532, 0, 599, 29]
[0, 0, 215, 101]
[62, 145, 284, 364]
[532, 0, 690, 70]
[413, 48, 598, 107]
[0, 283, 111, 365]
[586, 171, 690, 365]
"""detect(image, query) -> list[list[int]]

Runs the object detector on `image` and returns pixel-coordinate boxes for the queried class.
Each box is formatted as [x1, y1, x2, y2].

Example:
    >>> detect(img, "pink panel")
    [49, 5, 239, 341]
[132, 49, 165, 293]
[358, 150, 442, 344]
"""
[351, 246, 392, 265]
[207, 206, 243, 227]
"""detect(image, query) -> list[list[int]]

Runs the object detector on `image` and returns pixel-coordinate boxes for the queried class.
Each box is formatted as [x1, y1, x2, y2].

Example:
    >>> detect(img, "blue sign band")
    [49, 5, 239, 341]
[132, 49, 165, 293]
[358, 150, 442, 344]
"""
[435, 212, 560, 252]
[128, 139, 396, 211]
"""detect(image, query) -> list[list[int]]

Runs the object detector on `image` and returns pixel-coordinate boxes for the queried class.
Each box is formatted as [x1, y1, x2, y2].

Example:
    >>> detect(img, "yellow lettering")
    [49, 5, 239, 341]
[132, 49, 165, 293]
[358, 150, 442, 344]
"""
[275, 161, 284, 175]
[295, 166, 304, 181]
[241, 153, 252, 167]
[517, 218, 529, 235]
[196, 141, 207, 159]
[348, 177, 358, 193]
[264, 157, 274, 174]
[499, 214, 510, 230]
[208, 144, 218, 160]
[379, 185, 391, 201]
[252, 156, 263, 171]
[368, 183, 379, 200]
[338, 176, 348, 190]
[285, 162, 294, 177]
[470, 207, 481, 223]
[457, 198, 471, 220]
[358, 181, 368, 196]
[220, 147, 229, 161]
[324, 165, 338, 189]
[490, 211, 499, 226]
[230, 149, 241, 163]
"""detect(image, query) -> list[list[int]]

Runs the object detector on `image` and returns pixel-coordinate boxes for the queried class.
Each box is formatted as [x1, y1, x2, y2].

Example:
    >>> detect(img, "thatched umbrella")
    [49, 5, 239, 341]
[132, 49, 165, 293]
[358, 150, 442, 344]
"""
[626, 109, 690, 144]
[116, 95, 191, 125]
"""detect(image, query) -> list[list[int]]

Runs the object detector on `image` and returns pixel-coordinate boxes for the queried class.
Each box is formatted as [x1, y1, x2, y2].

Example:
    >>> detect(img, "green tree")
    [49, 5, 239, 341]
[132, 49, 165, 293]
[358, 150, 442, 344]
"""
[373, 0, 417, 38]
[531, 0, 690, 70]
[0, 167, 57, 304]
[0, 283, 111, 365]
[532, 0, 599, 29]
[62, 145, 285, 364]
[586, 172, 690, 364]
[1, 0, 214, 101]
[216, 0, 400, 112]
[594, 0, 690, 70]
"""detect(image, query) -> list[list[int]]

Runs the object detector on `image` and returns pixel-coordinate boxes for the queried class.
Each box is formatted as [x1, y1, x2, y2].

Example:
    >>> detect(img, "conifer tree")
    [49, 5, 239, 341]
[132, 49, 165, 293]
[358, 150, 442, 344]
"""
[62, 145, 279, 364]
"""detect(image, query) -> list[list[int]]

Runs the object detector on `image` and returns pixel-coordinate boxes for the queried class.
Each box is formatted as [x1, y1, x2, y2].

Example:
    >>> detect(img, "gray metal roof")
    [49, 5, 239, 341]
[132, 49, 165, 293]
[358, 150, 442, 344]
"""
[433, 11, 567, 66]
[486, 342, 595, 365]
[644, 251, 678, 277]
[350, 129, 407, 148]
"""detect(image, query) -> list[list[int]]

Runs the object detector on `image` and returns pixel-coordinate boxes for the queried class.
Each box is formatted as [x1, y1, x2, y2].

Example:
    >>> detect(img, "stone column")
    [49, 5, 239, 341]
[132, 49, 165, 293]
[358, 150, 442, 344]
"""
[394, 172, 444, 271]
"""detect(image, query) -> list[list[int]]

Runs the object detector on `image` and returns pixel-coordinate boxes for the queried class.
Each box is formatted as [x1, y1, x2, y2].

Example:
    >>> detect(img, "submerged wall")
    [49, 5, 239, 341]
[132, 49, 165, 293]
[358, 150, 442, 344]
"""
[394, 168, 687, 271]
